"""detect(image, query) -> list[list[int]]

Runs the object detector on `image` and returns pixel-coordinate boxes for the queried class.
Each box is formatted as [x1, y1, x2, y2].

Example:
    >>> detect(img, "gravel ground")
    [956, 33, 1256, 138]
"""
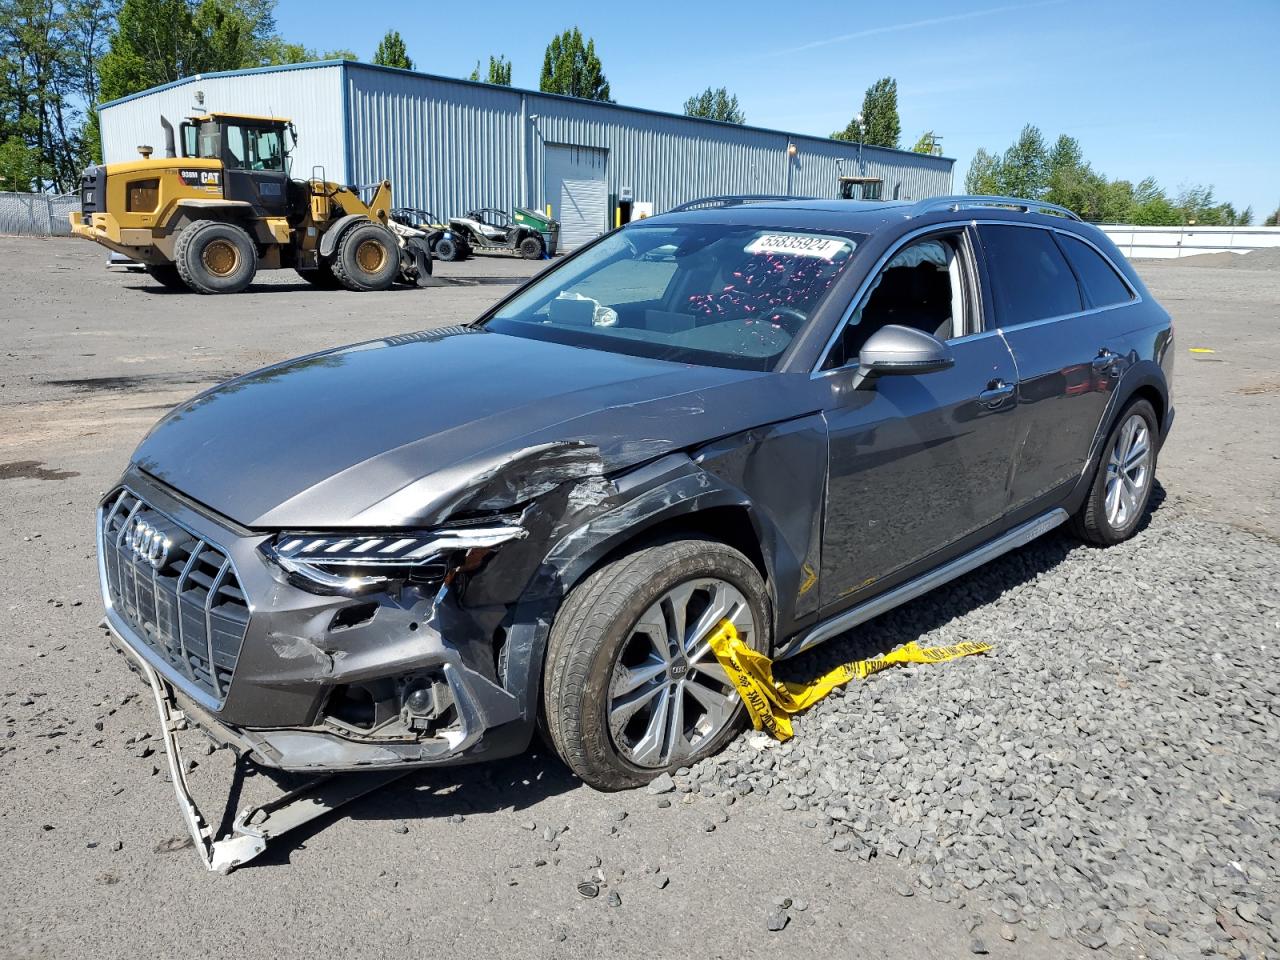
[1, 238, 1278, 959]
[693, 495, 1280, 958]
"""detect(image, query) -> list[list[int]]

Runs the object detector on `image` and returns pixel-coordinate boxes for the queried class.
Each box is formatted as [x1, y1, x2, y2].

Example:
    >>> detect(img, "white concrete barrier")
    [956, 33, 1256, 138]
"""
[1098, 224, 1280, 260]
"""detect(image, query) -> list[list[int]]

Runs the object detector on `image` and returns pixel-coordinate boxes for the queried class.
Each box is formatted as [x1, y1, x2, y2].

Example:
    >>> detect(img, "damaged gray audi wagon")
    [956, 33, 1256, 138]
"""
[100, 195, 1174, 792]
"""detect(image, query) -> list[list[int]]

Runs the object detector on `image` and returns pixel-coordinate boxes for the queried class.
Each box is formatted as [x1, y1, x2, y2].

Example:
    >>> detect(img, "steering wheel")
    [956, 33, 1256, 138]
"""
[762, 305, 807, 336]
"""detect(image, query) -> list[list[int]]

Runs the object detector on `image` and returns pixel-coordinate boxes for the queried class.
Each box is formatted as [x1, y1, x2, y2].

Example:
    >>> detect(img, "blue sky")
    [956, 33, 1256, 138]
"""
[279, 0, 1279, 217]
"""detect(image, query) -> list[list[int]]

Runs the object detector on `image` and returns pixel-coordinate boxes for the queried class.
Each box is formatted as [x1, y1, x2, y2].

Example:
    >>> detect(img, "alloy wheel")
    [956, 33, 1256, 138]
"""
[1104, 413, 1152, 528]
[607, 578, 753, 768]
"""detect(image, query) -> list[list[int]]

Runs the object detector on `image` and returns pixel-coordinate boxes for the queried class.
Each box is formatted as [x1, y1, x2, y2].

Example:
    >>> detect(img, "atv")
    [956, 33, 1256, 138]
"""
[437, 207, 559, 262]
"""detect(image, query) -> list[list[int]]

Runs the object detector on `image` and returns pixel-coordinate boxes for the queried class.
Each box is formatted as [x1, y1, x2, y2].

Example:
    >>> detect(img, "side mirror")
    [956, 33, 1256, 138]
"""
[850, 324, 955, 390]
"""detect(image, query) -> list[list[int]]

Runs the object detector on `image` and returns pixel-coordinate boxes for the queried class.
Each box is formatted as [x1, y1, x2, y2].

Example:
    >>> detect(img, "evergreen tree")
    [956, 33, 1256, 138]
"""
[372, 29, 412, 70]
[683, 86, 745, 124]
[539, 27, 610, 101]
[833, 77, 899, 148]
[468, 55, 511, 85]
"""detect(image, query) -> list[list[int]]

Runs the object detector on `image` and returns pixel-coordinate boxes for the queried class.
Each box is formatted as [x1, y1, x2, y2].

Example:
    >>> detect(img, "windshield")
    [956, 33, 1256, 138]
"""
[483, 223, 862, 370]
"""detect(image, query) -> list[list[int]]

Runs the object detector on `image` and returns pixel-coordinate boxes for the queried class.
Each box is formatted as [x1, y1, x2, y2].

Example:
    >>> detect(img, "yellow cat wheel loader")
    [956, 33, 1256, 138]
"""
[71, 113, 432, 294]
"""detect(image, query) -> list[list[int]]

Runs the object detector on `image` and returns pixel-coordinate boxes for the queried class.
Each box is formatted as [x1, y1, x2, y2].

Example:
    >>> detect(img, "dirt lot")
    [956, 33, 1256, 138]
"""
[0, 238, 1277, 960]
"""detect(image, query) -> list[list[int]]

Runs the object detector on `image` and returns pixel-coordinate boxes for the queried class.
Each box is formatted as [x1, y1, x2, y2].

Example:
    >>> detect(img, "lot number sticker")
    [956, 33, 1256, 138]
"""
[746, 233, 851, 260]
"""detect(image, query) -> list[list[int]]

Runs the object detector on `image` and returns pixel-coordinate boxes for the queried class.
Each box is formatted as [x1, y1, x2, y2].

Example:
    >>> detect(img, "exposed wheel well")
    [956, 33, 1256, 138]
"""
[577, 505, 769, 592]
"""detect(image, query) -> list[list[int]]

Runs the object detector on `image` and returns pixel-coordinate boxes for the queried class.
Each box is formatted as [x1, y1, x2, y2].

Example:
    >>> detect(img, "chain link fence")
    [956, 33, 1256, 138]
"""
[0, 192, 80, 237]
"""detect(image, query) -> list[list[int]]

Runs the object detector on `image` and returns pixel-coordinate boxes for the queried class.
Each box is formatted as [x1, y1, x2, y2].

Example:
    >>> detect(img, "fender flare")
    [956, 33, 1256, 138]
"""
[1073, 358, 1170, 503]
[318, 214, 370, 259]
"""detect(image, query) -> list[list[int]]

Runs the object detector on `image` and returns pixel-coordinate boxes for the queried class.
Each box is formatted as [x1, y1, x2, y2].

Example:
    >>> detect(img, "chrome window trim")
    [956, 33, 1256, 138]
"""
[810, 219, 976, 378]
[811, 219, 1143, 378]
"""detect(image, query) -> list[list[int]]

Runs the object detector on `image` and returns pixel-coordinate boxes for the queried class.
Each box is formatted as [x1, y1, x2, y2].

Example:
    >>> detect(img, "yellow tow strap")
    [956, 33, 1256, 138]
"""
[706, 621, 992, 741]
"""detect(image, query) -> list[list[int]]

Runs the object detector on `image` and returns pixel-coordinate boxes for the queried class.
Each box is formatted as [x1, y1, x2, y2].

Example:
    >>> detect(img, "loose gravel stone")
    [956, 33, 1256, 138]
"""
[685, 511, 1280, 960]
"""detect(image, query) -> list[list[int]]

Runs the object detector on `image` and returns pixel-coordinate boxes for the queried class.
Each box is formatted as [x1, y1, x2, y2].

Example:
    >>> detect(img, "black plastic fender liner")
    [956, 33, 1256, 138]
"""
[318, 213, 370, 259]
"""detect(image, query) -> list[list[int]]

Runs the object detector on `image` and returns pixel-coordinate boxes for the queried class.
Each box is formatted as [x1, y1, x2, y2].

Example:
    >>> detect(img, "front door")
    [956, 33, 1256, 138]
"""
[819, 229, 1021, 611]
[220, 121, 289, 218]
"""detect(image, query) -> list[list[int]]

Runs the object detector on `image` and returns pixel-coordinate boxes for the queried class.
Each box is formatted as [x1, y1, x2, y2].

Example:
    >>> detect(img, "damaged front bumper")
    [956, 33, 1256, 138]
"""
[98, 467, 536, 774]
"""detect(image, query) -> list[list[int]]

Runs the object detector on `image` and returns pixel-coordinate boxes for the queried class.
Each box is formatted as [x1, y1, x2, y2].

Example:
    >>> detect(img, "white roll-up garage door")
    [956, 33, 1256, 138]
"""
[544, 144, 608, 251]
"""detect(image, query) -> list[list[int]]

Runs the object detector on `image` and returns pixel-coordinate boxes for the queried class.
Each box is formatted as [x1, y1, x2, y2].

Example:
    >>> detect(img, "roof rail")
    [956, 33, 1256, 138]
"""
[667, 194, 815, 214]
[915, 195, 1082, 222]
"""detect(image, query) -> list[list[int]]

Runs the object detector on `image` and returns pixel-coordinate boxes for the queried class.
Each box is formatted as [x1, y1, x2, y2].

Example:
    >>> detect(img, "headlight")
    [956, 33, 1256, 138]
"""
[261, 523, 526, 595]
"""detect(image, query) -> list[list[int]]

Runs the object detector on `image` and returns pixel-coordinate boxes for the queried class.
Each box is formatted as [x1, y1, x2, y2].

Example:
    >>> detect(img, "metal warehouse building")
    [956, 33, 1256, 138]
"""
[98, 60, 955, 250]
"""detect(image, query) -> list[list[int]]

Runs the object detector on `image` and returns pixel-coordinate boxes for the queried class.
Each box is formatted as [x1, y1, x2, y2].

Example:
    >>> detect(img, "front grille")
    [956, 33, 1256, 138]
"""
[99, 489, 248, 704]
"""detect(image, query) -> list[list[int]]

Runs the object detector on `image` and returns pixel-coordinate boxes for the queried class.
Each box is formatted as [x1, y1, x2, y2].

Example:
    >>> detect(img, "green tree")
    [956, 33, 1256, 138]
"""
[372, 29, 412, 70]
[539, 27, 611, 101]
[833, 76, 899, 148]
[1265, 206, 1279, 227]
[683, 86, 745, 124]
[911, 131, 940, 155]
[99, 0, 279, 103]
[999, 123, 1048, 199]
[468, 54, 511, 85]
[964, 147, 1002, 195]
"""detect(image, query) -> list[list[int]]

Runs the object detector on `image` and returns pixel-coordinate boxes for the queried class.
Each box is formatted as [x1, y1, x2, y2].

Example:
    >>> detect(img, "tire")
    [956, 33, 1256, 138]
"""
[330, 221, 400, 292]
[517, 234, 544, 260]
[542, 538, 770, 791]
[145, 263, 189, 292]
[1070, 398, 1159, 546]
[173, 220, 257, 294]
[295, 261, 341, 289]
[434, 235, 464, 262]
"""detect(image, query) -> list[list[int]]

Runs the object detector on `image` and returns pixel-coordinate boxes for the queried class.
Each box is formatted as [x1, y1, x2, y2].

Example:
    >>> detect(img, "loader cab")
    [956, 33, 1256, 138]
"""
[180, 113, 295, 217]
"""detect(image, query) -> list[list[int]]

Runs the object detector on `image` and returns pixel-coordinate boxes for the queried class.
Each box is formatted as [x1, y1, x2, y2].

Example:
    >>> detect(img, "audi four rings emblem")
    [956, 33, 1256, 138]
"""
[128, 518, 171, 569]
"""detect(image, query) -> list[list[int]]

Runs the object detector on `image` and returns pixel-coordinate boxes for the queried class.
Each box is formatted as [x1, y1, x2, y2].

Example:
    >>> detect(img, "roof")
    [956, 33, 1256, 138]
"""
[641, 196, 1087, 234]
[197, 111, 291, 123]
[97, 60, 954, 167]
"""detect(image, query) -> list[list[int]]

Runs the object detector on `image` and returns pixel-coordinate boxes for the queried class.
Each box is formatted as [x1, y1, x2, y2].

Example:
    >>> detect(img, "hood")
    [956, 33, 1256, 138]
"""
[133, 326, 807, 528]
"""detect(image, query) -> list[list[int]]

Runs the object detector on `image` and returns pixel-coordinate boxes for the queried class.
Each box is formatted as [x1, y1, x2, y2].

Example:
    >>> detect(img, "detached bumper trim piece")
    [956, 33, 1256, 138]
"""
[110, 620, 410, 873]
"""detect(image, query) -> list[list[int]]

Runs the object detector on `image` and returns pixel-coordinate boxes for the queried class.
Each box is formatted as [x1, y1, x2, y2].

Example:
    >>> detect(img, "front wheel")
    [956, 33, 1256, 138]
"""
[1071, 398, 1159, 545]
[542, 539, 770, 791]
[330, 221, 400, 292]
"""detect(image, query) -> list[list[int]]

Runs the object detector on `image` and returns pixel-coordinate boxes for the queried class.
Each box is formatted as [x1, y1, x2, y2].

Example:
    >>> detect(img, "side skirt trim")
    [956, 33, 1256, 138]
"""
[782, 508, 1069, 659]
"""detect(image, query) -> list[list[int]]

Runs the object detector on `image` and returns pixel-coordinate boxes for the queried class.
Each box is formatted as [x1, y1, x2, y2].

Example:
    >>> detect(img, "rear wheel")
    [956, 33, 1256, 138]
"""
[1071, 398, 1158, 545]
[517, 234, 544, 260]
[542, 538, 769, 791]
[174, 220, 257, 294]
[330, 221, 400, 292]
[145, 263, 189, 292]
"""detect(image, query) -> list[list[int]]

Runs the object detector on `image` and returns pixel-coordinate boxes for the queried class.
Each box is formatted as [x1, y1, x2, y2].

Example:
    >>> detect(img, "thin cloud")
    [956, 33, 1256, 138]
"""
[771, 0, 1068, 56]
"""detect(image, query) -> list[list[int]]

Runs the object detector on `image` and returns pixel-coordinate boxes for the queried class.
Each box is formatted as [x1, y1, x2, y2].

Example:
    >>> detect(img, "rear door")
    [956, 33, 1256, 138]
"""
[977, 224, 1131, 512]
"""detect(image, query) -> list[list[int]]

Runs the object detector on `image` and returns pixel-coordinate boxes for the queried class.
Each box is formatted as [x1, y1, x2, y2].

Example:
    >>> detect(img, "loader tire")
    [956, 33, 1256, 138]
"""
[330, 221, 400, 292]
[145, 264, 190, 291]
[174, 220, 257, 294]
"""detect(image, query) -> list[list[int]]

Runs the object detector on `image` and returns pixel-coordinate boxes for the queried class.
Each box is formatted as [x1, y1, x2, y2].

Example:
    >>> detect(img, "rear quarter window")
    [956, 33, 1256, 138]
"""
[978, 224, 1082, 324]
[1057, 233, 1134, 308]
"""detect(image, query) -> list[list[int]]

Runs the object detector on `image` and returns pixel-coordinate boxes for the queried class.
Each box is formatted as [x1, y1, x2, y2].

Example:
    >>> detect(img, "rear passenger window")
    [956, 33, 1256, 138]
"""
[1057, 234, 1133, 308]
[978, 224, 1081, 324]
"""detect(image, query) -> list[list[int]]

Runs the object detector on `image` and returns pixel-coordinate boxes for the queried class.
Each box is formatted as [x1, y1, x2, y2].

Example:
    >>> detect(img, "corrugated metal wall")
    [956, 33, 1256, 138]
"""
[98, 63, 347, 181]
[99, 61, 954, 239]
[344, 64, 954, 220]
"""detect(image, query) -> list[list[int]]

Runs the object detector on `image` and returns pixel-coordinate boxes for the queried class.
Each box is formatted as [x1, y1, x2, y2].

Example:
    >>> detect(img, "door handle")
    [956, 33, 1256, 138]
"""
[978, 379, 1015, 408]
[1091, 349, 1122, 373]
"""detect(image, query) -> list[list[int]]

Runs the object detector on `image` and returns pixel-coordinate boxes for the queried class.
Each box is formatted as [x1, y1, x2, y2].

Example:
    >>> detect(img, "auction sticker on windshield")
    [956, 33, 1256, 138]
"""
[745, 233, 853, 260]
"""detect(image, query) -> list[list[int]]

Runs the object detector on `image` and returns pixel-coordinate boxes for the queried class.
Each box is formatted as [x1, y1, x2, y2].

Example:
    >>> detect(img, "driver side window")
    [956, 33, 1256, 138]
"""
[823, 232, 969, 370]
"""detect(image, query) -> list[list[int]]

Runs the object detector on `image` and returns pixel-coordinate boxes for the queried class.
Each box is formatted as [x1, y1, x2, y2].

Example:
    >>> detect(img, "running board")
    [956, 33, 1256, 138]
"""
[782, 508, 1069, 659]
